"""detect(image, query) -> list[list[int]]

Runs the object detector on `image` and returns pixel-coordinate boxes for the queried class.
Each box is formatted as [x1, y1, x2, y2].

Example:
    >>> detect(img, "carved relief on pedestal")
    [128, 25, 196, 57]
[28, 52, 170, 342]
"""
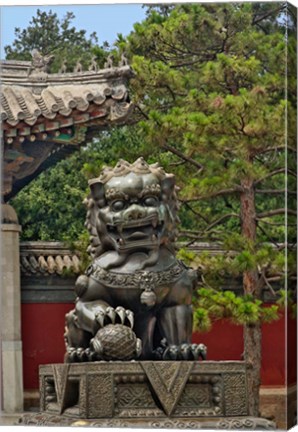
[38, 361, 251, 421]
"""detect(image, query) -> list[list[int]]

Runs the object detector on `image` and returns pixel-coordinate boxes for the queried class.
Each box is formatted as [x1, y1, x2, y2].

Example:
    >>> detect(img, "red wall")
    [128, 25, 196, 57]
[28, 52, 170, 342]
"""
[21, 303, 73, 390]
[193, 313, 296, 386]
[21, 304, 296, 390]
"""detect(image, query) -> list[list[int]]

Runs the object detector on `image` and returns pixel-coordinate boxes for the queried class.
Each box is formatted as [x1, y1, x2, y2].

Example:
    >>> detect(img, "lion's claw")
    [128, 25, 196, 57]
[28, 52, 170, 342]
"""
[66, 346, 89, 362]
[153, 341, 207, 361]
[95, 306, 134, 329]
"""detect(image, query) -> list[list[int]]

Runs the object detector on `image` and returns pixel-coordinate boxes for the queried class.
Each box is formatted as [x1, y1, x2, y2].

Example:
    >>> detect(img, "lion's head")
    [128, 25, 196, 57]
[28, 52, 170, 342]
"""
[84, 158, 179, 267]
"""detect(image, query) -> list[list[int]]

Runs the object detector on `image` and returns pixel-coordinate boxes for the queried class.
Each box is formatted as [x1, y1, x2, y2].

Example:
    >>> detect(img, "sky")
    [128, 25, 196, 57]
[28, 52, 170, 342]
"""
[0, 4, 147, 59]
[1, 0, 298, 59]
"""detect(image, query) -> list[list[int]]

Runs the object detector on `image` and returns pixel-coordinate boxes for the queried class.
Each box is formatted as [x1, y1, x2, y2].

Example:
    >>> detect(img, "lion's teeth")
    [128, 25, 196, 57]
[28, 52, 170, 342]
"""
[152, 219, 158, 228]
[117, 225, 123, 234]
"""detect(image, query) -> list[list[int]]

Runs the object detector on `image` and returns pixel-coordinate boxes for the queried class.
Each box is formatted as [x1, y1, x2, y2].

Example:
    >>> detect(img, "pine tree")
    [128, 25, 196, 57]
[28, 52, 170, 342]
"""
[115, 3, 296, 415]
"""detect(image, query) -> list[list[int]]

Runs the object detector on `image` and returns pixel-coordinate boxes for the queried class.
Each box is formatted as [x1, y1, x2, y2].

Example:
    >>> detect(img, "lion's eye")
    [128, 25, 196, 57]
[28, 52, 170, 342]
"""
[143, 196, 159, 207]
[112, 200, 125, 211]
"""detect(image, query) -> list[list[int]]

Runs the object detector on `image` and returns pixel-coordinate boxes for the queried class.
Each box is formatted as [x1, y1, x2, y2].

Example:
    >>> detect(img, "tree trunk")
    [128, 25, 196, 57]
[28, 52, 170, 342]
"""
[243, 323, 262, 417]
[240, 177, 261, 417]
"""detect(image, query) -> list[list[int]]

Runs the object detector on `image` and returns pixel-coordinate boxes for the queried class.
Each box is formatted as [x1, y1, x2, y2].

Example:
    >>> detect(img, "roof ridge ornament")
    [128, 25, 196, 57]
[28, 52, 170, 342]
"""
[27, 49, 55, 79]
[73, 59, 83, 73]
[88, 56, 98, 73]
[104, 54, 114, 69]
[119, 52, 129, 67]
[59, 60, 67, 74]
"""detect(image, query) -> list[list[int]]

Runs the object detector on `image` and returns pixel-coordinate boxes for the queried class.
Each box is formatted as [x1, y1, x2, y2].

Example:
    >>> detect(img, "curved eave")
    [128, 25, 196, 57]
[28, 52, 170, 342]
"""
[2, 61, 135, 199]
[2, 83, 133, 144]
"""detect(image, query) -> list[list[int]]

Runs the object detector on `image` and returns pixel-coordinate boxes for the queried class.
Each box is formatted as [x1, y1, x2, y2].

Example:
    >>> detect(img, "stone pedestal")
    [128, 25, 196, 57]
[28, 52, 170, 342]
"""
[1, 205, 24, 413]
[21, 361, 275, 429]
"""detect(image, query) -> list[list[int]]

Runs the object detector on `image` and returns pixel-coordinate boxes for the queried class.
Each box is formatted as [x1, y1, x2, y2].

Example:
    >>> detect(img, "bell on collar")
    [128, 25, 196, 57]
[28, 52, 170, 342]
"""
[140, 288, 156, 307]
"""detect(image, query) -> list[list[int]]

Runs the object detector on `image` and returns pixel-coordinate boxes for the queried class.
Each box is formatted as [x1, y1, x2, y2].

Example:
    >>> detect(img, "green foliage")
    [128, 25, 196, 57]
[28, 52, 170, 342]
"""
[120, 2, 290, 204]
[68, 230, 92, 273]
[193, 308, 212, 332]
[11, 150, 88, 241]
[277, 289, 297, 318]
[176, 248, 197, 266]
[81, 126, 151, 180]
[4, 9, 108, 72]
[193, 287, 280, 331]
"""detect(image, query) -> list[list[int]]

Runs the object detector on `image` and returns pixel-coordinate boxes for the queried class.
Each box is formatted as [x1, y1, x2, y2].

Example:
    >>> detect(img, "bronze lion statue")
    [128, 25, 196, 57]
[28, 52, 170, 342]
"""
[64, 158, 206, 362]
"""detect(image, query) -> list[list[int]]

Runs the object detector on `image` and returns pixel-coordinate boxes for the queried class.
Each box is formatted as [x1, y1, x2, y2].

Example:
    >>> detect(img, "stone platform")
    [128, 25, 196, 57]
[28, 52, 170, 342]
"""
[21, 361, 276, 429]
[21, 413, 275, 429]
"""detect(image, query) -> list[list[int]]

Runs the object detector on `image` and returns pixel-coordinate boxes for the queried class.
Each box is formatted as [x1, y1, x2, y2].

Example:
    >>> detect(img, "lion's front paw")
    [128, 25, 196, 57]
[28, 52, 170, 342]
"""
[153, 341, 207, 361]
[65, 346, 90, 363]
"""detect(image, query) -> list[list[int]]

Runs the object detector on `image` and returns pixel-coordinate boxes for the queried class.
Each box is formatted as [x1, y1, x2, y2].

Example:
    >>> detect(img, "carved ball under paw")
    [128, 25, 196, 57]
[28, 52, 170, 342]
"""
[91, 324, 142, 360]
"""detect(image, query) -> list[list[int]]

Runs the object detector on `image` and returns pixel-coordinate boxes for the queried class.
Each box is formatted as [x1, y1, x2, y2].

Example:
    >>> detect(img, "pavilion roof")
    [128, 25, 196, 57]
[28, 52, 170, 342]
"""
[1, 57, 134, 200]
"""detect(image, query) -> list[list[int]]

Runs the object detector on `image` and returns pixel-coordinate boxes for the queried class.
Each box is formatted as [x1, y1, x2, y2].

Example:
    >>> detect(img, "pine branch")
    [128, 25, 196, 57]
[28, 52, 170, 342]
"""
[259, 268, 277, 297]
[170, 57, 215, 68]
[169, 160, 186, 167]
[182, 203, 210, 223]
[256, 223, 283, 249]
[256, 208, 297, 219]
[255, 189, 296, 195]
[163, 84, 177, 101]
[254, 168, 297, 186]
[257, 219, 296, 226]
[178, 230, 223, 241]
[255, 145, 297, 155]
[178, 232, 204, 240]
[201, 274, 214, 290]
[252, 4, 286, 26]
[205, 213, 240, 231]
[181, 187, 244, 202]
[179, 229, 221, 237]
[266, 276, 284, 282]
[135, 104, 150, 120]
[162, 143, 204, 172]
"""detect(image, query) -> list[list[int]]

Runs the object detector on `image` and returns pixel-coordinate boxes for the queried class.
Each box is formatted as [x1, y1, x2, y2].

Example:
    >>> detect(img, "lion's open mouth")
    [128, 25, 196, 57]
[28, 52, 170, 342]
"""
[107, 216, 163, 248]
